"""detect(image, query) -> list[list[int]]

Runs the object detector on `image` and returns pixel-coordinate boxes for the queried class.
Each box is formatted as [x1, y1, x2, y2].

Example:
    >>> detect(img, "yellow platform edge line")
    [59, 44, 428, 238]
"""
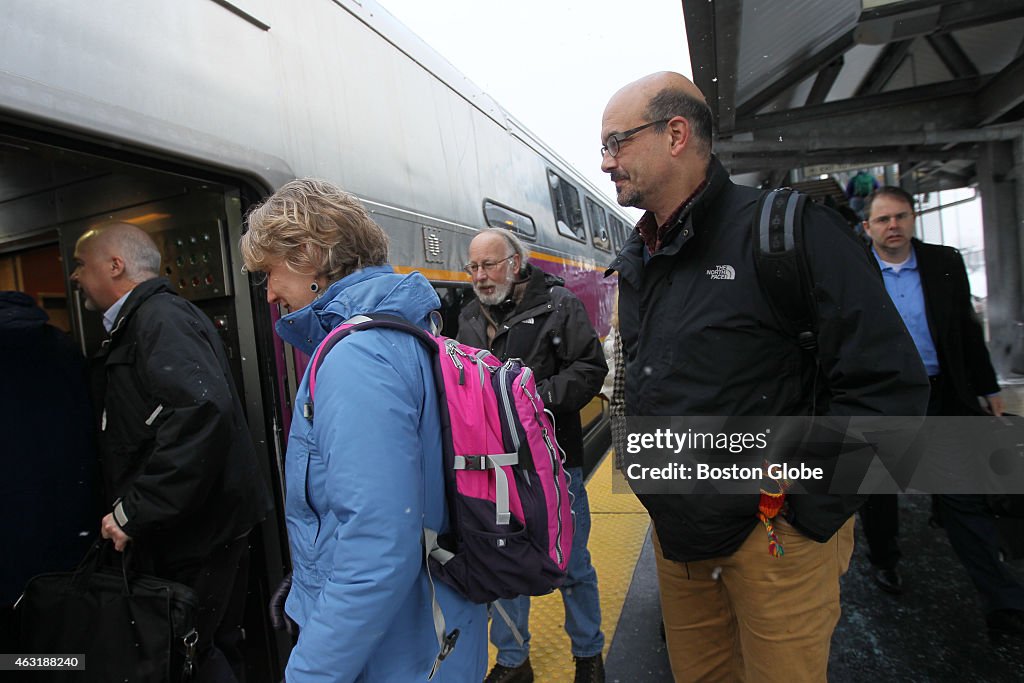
[486, 452, 650, 682]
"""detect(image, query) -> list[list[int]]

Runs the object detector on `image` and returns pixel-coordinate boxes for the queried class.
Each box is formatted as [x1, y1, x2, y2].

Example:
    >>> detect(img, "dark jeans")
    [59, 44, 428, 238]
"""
[934, 494, 1024, 613]
[862, 376, 1024, 613]
[858, 376, 947, 570]
[860, 495, 901, 570]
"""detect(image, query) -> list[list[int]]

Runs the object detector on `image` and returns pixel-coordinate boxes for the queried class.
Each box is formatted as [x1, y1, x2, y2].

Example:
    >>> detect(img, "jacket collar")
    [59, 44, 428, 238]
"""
[275, 265, 440, 354]
[467, 264, 563, 339]
[657, 155, 730, 255]
[106, 278, 176, 342]
[606, 155, 731, 287]
[516, 264, 562, 312]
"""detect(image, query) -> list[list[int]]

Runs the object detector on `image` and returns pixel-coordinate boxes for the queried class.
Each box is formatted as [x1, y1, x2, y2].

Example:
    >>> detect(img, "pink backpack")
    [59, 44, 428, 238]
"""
[306, 314, 574, 604]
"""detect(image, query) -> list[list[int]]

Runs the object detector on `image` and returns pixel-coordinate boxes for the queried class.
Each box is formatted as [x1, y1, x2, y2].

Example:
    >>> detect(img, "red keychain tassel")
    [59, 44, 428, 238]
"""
[757, 490, 786, 558]
[758, 461, 791, 558]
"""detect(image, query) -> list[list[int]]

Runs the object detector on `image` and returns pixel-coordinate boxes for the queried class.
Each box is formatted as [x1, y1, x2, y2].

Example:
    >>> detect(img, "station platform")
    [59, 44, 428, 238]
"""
[503, 454, 1024, 682]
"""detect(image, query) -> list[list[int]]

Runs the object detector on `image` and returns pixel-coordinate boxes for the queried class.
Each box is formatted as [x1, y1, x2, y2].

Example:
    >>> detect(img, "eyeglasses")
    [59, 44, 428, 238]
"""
[869, 211, 912, 226]
[464, 254, 515, 275]
[601, 120, 670, 158]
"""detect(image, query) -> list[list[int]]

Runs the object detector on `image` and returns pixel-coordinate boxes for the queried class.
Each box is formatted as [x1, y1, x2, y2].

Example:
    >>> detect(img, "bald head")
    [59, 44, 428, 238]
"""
[600, 72, 714, 223]
[605, 72, 712, 157]
[71, 222, 162, 312]
[608, 72, 706, 110]
[81, 223, 162, 280]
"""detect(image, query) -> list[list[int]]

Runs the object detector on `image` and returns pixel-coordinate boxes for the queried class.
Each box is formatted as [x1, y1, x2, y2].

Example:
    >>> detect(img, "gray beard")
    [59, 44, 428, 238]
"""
[475, 279, 513, 306]
[617, 185, 644, 208]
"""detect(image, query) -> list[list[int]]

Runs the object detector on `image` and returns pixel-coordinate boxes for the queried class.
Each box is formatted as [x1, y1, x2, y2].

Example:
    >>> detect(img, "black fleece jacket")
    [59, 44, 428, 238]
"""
[458, 265, 607, 468]
[90, 278, 271, 568]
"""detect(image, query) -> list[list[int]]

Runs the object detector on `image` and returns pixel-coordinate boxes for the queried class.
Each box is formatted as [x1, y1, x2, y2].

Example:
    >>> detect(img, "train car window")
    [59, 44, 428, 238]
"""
[585, 198, 611, 252]
[609, 215, 628, 250]
[483, 200, 536, 238]
[547, 170, 586, 242]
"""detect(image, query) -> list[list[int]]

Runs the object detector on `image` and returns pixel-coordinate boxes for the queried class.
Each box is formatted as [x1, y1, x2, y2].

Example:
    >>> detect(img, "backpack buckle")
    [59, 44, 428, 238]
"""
[460, 455, 487, 470]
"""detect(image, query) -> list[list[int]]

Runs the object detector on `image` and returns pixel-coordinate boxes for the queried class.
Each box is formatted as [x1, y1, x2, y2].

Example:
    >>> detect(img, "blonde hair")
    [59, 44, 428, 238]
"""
[240, 178, 388, 282]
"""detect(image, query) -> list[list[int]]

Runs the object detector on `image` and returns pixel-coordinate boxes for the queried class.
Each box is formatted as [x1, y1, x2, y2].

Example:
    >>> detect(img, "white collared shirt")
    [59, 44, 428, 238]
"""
[102, 291, 132, 333]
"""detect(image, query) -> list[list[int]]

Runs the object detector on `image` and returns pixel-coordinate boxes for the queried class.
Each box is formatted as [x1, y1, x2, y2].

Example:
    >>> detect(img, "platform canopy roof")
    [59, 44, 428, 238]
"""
[682, 0, 1024, 191]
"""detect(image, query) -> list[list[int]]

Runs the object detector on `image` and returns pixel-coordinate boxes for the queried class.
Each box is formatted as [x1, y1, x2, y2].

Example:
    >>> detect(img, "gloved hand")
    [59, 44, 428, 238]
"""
[269, 572, 298, 638]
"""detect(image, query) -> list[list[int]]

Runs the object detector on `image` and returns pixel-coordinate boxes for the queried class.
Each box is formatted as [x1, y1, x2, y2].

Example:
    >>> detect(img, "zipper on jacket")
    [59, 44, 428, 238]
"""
[305, 448, 322, 544]
[101, 316, 127, 350]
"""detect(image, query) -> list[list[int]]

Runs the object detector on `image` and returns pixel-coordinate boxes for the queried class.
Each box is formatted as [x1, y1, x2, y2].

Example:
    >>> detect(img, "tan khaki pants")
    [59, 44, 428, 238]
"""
[653, 517, 855, 682]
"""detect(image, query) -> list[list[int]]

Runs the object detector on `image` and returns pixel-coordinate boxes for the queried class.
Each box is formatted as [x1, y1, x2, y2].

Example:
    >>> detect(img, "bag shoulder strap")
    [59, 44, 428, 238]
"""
[306, 313, 440, 408]
[752, 188, 817, 352]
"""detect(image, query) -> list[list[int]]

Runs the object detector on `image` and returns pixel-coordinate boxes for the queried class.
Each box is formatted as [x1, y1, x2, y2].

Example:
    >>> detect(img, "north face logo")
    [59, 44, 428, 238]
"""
[706, 265, 736, 280]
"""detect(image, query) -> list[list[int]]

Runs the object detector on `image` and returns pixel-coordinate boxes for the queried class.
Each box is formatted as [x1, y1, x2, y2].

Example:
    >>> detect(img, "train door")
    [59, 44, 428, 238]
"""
[0, 129, 290, 680]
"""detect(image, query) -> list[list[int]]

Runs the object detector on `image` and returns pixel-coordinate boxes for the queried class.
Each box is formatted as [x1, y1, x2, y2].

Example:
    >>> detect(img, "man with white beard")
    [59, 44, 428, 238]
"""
[457, 228, 608, 683]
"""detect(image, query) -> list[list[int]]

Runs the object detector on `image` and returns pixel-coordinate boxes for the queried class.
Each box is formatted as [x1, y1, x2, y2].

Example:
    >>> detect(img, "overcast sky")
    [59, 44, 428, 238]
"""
[374, 0, 692, 213]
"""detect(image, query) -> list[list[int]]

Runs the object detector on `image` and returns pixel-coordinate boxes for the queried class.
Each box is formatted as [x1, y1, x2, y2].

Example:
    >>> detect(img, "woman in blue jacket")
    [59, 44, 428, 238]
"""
[240, 178, 487, 682]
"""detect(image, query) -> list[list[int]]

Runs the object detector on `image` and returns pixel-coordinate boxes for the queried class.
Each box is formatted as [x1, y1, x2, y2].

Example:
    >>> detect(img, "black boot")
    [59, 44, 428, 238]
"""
[484, 658, 533, 683]
[573, 654, 605, 683]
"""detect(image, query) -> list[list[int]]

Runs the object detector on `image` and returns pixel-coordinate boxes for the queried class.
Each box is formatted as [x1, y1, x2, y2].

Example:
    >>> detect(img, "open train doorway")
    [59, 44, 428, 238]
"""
[0, 128, 290, 680]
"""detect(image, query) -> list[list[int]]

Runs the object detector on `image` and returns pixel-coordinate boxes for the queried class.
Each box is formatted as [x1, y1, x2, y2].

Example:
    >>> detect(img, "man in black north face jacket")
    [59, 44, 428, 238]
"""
[72, 222, 272, 682]
[600, 71, 929, 682]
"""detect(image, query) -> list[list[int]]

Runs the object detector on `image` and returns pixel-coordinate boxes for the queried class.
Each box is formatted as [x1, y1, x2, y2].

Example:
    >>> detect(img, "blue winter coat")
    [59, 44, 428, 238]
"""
[275, 266, 487, 683]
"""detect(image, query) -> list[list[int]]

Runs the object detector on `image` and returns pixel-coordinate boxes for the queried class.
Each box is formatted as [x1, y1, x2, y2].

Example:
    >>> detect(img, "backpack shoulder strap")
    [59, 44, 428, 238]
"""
[752, 188, 817, 352]
[305, 313, 439, 412]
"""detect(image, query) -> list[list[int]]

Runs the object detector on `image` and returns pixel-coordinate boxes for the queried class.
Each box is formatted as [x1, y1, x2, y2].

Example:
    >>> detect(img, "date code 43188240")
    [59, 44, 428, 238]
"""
[0, 655, 85, 671]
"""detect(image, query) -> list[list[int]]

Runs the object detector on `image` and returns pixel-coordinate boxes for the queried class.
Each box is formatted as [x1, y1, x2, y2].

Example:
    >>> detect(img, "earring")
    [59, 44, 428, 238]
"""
[310, 282, 319, 293]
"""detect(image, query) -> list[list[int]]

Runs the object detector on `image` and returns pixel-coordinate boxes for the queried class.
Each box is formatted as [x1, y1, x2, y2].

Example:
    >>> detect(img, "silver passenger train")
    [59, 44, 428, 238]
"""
[1, 0, 628, 674]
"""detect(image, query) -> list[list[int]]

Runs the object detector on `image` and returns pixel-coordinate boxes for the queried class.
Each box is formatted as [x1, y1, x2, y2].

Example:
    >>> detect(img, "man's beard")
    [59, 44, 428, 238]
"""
[475, 279, 513, 306]
[612, 173, 643, 208]
[617, 185, 644, 208]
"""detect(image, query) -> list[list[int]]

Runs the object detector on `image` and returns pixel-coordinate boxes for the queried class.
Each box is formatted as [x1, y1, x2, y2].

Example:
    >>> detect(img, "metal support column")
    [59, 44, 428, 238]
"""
[977, 140, 1022, 375]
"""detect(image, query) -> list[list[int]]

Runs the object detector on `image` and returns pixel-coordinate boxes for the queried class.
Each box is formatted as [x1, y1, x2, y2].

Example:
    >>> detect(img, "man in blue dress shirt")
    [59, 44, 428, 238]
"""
[860, 186, 1024, 637]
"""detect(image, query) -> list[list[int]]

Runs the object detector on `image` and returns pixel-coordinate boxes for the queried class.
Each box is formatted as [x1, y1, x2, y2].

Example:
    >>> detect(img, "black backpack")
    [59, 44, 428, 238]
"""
[752, 189, 881, 539]
[751, 188, 817, 352]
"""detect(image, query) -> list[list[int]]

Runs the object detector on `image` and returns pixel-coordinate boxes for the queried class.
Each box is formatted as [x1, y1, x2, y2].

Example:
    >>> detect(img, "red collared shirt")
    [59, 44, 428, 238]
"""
[636, 179, 708, 254]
